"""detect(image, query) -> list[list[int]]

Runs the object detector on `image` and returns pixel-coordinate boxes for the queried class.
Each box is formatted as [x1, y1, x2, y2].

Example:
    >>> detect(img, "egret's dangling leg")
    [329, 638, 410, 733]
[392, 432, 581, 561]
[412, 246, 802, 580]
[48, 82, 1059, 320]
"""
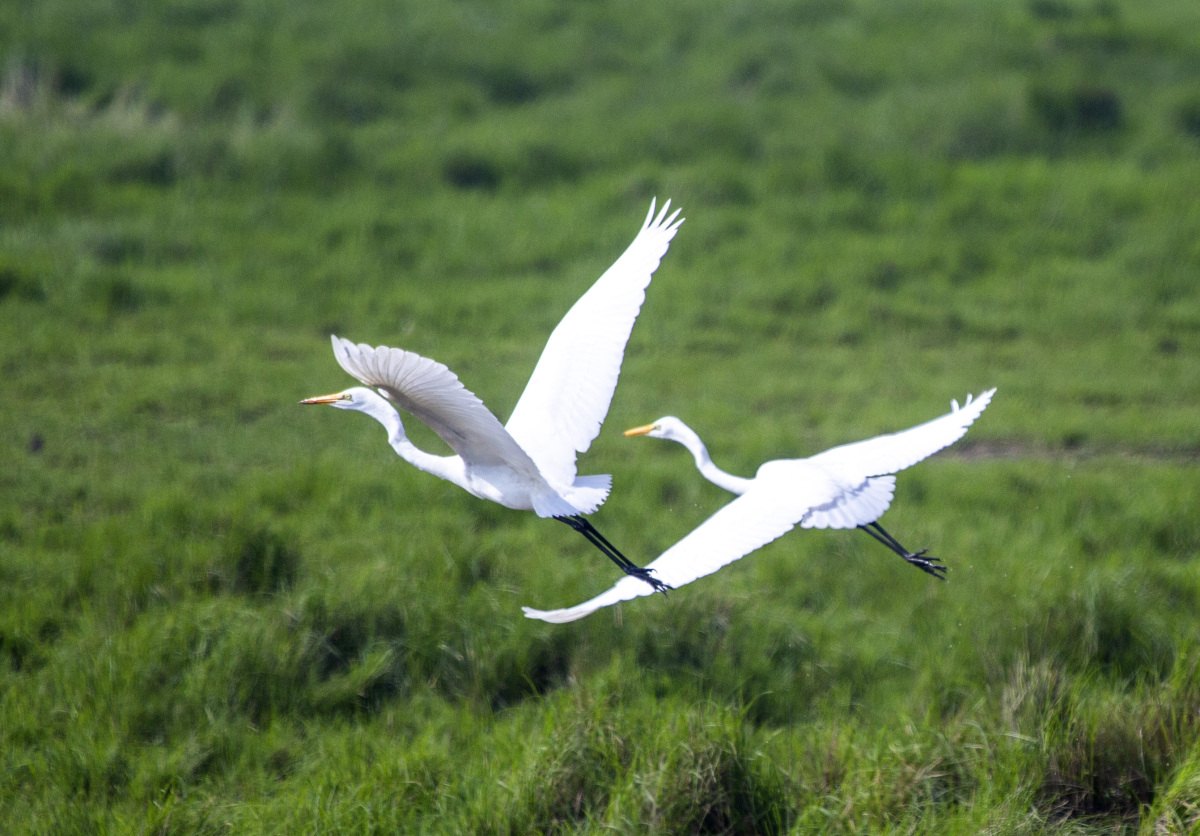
[858, 521, 947, 580]
[556, 515, 671, 595]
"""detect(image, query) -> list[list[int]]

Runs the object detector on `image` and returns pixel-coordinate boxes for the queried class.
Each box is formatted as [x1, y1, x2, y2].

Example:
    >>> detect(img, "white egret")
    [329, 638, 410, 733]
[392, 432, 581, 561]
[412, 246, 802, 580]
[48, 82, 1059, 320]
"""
[523, 389, 995, 623]
[302, 200, 683, 592]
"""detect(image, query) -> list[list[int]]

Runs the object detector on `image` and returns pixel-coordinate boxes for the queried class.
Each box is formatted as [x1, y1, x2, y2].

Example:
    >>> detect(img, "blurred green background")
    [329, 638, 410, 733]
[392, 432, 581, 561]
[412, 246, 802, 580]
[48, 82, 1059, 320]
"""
[3, 0, 1200, 832]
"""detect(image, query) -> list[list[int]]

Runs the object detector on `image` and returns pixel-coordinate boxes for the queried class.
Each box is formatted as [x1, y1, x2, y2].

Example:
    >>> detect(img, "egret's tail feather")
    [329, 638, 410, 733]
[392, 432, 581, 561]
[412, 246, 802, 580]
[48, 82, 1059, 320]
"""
[566, 474, 612, 514]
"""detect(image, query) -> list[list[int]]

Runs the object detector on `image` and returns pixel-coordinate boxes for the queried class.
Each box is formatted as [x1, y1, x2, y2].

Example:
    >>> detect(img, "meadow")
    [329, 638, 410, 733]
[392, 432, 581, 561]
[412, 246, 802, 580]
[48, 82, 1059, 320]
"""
[3, 0, 1200, 832]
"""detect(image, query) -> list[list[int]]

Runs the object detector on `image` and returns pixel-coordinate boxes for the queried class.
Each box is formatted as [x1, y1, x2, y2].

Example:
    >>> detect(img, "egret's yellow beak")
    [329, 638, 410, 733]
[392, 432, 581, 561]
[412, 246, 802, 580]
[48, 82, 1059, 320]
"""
[624, 423, 657, 437]
[300, 393, 347, 405]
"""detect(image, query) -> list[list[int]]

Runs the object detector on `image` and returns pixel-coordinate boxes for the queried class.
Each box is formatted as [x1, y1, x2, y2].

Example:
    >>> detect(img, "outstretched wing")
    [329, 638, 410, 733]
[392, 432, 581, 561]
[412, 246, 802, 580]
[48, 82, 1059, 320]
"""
[331, 336, 543, 477]
[505, 199, 684, 487]
[523, 473, 825, 623]
[808, 389, 995, 482]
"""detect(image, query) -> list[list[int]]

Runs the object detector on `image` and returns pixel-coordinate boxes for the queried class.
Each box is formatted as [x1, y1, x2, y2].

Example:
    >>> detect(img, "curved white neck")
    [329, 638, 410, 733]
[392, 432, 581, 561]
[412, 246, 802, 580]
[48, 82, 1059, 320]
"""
[670, 422, 753, 495]
[354, 393, 467, 488]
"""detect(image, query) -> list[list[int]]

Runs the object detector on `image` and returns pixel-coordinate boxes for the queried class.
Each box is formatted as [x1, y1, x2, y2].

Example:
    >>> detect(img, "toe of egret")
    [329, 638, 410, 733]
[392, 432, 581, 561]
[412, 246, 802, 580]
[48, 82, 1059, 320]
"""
[303, 200, 683, 591]
[522, 389, 994, 623]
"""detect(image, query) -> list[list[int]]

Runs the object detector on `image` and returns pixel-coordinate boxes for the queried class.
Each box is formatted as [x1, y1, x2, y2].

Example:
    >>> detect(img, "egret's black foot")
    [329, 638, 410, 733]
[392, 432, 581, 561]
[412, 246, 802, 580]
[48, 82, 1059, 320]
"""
[859, 523, 948, 581]
[627, 566, 671, 595]
[902, 549, 947, 581]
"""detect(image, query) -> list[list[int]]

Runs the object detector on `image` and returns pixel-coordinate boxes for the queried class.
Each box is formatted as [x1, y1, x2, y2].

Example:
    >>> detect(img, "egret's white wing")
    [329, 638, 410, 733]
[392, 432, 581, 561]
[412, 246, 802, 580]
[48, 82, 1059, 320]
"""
[523, 474, 825, 623]
[808, 389, 995, 482]
[801, 476, 895, 530]
[331, 336, 542, 477]
[506, 200, 684, 487]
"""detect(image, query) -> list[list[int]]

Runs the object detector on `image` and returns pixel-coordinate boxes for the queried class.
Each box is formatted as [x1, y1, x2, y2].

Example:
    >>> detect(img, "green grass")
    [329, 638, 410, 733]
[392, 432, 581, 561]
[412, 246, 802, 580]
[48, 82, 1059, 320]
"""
[3, 0, 1200, 832]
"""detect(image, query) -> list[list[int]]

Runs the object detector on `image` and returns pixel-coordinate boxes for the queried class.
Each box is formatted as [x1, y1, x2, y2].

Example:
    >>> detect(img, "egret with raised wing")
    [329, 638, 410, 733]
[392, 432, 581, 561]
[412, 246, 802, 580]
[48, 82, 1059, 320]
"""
[523, 389, 995, 622]
[302, 200, 683, 593]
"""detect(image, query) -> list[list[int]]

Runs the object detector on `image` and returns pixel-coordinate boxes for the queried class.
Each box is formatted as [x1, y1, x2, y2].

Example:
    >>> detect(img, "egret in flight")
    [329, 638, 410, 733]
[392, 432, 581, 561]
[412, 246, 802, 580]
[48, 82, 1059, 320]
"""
[523, 389, 995, 623]
[302, 200, 683, 592]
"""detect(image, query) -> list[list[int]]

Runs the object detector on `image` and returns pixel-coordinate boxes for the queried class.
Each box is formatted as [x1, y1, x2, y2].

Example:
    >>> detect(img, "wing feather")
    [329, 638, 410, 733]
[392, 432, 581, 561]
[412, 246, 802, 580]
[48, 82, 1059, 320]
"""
[808, 389, 995, 481]
[523, 475, 822, 623]
[506, 200, 684, 487]
[331, 336, 542, 476]
[801, 476, 895, 530]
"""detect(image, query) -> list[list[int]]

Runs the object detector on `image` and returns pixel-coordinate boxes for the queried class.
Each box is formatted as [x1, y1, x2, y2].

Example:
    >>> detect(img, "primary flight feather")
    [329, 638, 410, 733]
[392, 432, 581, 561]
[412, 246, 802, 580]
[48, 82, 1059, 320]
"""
[523, 389, 995, 623]
[302, 200, 684, 591]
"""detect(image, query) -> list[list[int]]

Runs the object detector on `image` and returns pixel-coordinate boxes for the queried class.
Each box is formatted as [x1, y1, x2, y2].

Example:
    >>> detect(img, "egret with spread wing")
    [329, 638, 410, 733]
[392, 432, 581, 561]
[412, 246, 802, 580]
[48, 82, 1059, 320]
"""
[302, 200, 683, 592]
[523, 389, 994, 623]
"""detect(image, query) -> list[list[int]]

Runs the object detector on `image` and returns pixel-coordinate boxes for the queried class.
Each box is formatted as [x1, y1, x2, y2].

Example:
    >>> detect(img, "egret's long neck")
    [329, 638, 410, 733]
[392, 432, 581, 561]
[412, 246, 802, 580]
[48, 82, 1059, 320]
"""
[356, 393, 468, 488]
[670, 423, 753, 495]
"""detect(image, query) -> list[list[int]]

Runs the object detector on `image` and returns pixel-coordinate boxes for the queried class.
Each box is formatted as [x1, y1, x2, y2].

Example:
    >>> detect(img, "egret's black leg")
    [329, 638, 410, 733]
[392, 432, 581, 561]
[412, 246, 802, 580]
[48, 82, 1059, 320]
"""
[559, 515, 670, 595]
[556, 516, 636, 572]
[863, 521, 912, 555]
[558, 515, 669, 595]
[556, 515, 671, 595]
[858, 521, 947, 580]
[572, 518, 629, 566]
[857, 522, 901, 554]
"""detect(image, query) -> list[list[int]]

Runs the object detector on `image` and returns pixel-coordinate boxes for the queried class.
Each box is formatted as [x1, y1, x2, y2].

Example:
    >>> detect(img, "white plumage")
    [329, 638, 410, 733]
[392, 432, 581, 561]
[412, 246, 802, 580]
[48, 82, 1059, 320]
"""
[523, 389, 995, 623]
[303, 200, 684, 589]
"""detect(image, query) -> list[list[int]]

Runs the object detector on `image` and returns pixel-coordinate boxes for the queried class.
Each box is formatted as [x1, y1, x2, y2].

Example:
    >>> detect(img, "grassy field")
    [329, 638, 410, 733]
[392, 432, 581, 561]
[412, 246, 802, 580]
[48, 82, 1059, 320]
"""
[3, 0, 1200, 832]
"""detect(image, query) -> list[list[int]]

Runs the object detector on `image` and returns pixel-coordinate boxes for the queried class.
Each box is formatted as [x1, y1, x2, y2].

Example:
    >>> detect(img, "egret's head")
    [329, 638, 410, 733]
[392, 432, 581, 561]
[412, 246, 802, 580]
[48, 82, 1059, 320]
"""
[624, 416, 687, 442]
[299, 386, 376, 410]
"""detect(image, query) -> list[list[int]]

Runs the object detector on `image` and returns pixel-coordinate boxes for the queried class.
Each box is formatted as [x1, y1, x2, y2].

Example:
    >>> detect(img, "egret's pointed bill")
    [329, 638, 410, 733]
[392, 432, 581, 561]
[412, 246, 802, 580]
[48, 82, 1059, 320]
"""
[623, 423, 657, 437]
[300, 393, 349, 405]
